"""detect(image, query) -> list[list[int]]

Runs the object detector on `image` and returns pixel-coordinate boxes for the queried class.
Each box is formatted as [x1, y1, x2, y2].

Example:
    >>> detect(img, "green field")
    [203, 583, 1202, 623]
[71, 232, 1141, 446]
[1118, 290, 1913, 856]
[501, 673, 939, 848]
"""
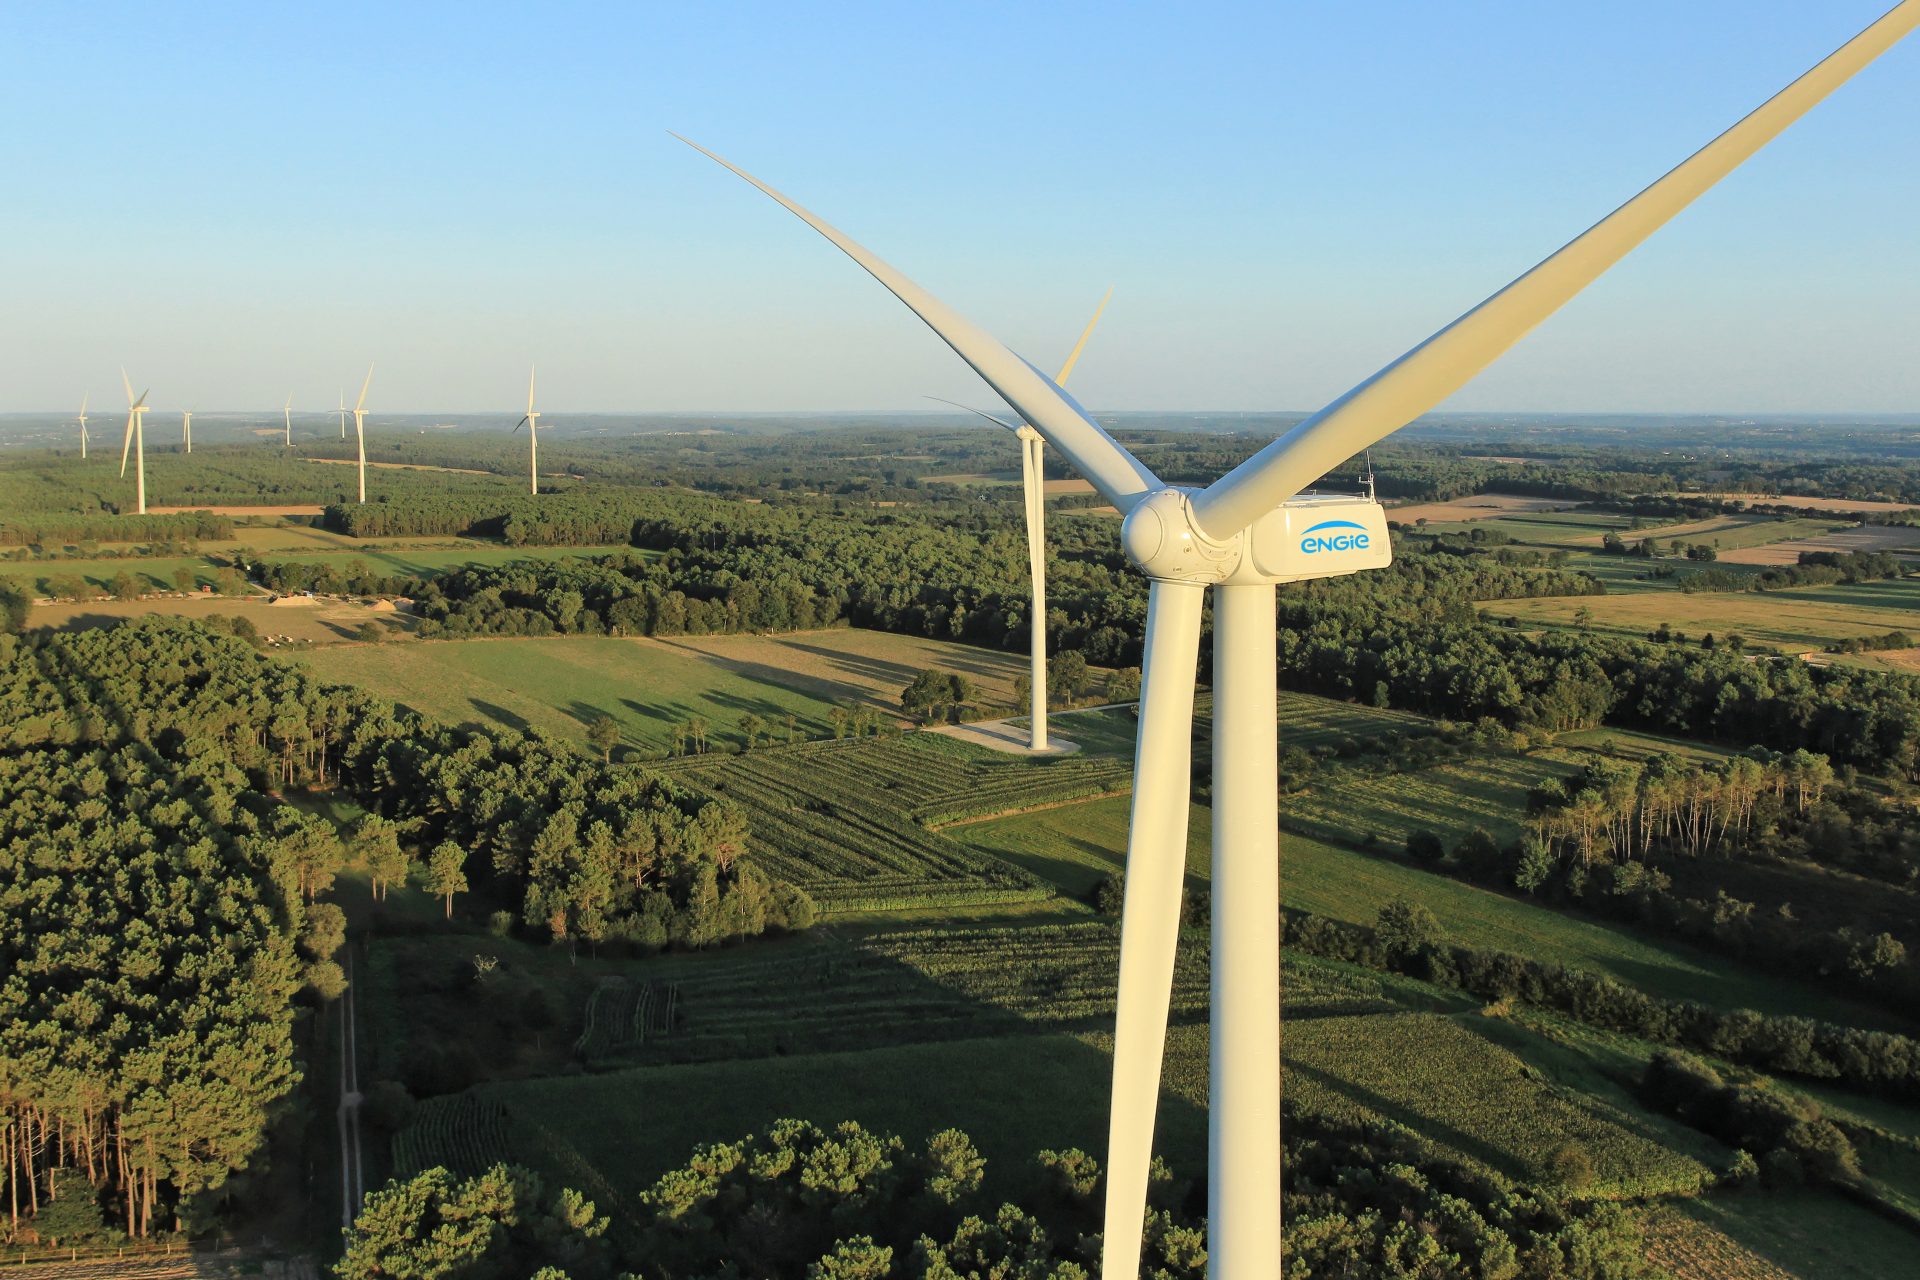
[300, 628, 1047, 755]
[1482, 576, 1920, 653]
[458, 1034, 1210, 1209]
[957, 793, 1903, 1028]
[1282, 750, 1581, 848]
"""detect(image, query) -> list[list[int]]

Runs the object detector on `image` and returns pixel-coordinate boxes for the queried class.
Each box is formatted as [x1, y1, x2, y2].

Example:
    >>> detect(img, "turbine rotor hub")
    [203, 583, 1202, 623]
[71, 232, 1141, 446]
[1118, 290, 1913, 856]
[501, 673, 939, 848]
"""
[1119, 487, 1238, 584]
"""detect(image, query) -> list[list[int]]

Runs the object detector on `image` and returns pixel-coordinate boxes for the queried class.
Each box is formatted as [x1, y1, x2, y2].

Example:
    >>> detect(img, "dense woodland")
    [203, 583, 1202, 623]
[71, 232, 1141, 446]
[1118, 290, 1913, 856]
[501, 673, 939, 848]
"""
[339, 1111, 1660, 1280]
[0, 617, 803, 1242]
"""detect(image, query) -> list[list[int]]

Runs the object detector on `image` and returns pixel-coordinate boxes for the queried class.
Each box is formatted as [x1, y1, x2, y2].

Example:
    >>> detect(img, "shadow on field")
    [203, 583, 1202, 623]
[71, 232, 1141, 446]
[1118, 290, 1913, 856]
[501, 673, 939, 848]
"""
[397, 929, 1212, 1210]
[654, 639, 889, 709]
[470, 698, 532, 736]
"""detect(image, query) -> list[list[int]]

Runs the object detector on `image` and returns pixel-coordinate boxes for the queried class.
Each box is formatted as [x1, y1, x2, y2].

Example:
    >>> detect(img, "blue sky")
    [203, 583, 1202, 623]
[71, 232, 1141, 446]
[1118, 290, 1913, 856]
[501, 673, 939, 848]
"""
[4, 1, 1916, 414]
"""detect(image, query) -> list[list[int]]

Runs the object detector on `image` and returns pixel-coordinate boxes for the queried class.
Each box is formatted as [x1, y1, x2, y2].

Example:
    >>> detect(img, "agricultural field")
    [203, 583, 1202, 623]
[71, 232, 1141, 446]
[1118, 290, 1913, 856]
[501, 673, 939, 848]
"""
[1563, 515, 1848, 551]
[665, 735, 1127, 912]
[1670, 492, 1920, 515]
[28, 591, 411, 643]
[1385, 493, 1575, 524]
[1413, 509, 1636, 549]
[1718, 523, 1920, 565]
[1480, 576, 1920, 654]
[959, 793, 1902, 1027]
[299, 628, 1031, 755]
[1280, 749, 1579, 848]
[1641, 1192, 1920, 1280]
[1157, 1011, 1719, 1197]
[461, 1034, 1208, 1210]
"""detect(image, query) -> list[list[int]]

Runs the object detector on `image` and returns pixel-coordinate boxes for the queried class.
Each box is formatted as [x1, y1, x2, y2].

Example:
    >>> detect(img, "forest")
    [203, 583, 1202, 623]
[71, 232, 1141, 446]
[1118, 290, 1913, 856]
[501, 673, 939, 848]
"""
[0, 616, 806, 1241]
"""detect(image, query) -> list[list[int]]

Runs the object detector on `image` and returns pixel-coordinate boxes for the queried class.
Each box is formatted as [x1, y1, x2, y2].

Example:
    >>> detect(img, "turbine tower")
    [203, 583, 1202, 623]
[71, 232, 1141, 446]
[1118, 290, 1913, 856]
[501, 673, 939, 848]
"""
[76, 394, 89, 459]
[284, 392, 294, 446]
[512, 366, 541, 496]
[351, 365, 373, 503]
[181, 408, 193, 454]
[679, 5, 1918, 1274]
[932, 288, 1112, 751]
[119, 371, 151, 515]
[336, 387, 348, 439]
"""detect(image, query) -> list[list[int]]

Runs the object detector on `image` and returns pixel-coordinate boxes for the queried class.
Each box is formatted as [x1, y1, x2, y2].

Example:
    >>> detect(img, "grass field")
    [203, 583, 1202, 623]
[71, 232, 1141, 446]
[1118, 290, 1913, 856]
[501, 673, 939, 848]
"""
[299, 628, 1031, 754]
[1281, 750, 1581, 848]
[470, 1033, 1209, 1210]
[1386, 494, 1575, 524]
[1642, 1191, 1920, 1280]
[1481, 576, 1920, 653]
[958, 794, 1902, 1027]
[1416, 510, 1636, 549]
[1718, 524, 1920, 566]
[28, 592, 410, 643]
[1154, 1009, 1718, 1197]
[1564, 515, 1849, 551]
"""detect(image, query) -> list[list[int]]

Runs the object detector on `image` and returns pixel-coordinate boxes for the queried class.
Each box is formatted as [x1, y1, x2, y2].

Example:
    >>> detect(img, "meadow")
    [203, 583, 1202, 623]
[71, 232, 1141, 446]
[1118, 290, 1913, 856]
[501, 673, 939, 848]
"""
[959, 793, 1900, 1027]
[1480, 576, 1920, 653]
[300, 628, 1031, 754]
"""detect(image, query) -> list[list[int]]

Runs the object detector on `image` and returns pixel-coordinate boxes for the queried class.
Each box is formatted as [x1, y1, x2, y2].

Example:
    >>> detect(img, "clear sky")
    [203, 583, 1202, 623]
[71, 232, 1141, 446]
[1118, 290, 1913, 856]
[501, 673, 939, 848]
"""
[4, 1, 1916, 415]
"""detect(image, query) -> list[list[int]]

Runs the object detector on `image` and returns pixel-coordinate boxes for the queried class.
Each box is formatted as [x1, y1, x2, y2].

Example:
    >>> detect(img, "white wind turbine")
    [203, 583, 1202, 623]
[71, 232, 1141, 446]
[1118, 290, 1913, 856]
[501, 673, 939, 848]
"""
[512, 366, 542, 496]
[118, 371, 151, 515]
[351, 365, 373, 503]
[181, 408, 193, 454]
[336, 387, 348, 440]
[75, 394, 89, 459]
[679, 5, 1918, 1275]
[931, 288, 1113, 752]
[284, 392, 294, 447]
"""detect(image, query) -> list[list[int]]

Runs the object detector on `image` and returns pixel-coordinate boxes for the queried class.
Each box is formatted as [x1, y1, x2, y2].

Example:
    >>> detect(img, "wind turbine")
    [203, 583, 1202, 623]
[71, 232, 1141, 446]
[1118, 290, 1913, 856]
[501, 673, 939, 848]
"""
[181, 408, 193, 454]
[284, 392, 294, 446]
[336, 388, 348, 439]
[931, 288, 1113, 752]
[512, 366, 541, 496]
[119, 371, 151, 515]
[351, 365, 374, 503]
[678, 5, 1918, 1275]
[76, 394, 89, 459]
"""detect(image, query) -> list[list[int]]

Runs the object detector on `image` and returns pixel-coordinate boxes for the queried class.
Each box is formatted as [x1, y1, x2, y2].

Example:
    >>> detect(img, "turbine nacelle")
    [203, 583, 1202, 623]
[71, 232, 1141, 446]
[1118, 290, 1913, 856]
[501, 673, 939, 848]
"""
[1119, 487, 1393, 586]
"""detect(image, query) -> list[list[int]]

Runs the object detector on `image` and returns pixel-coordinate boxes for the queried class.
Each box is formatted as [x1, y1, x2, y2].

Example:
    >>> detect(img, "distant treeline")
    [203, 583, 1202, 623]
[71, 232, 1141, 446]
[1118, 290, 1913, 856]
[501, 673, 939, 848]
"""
[1678, 550, 1908, 595]
[0, 509, 234, 547]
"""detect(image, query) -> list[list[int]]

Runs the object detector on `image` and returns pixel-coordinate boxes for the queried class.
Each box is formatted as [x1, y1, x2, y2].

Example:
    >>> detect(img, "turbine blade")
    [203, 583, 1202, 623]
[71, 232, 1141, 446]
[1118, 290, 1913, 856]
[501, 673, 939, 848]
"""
[528, 365, 537, 414]
[675, 134, 1161, 511]
[120, 410, 135, 475]
[80, 392, 88, 416]
[512, 416, 530, 433]
[1192, 1, 1920, 539]
[923, 395, 1019, 433]
[1101, 578, 1204, 1280]
[134, 388, 149, 410]
[1055, 285, 1113, 386]
[356, 363, 374, 411]
[121, 368, 134, 406]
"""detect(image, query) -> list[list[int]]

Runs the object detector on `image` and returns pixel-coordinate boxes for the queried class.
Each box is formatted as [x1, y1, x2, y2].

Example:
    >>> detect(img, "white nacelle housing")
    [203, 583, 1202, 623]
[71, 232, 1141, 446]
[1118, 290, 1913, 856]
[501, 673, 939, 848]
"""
[1246, 495, 1393, 582]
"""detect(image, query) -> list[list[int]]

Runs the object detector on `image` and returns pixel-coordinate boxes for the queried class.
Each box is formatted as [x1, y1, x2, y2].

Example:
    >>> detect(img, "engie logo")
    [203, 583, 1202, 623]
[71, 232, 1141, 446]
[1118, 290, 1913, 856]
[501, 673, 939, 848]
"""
[1300, 520, 1371, 554]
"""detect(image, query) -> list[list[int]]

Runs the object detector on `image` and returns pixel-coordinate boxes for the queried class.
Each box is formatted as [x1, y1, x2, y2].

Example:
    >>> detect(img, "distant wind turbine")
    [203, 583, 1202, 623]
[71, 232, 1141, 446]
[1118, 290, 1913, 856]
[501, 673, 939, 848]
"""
[76, 394, 89, 459]
[181, 408, 193, 454]
[284, 392, 294, 446]
[352, 365, 373, 503]
[336, 388, 348, 439]
[119, 371, 150, 515]
[929, 287, 1112, 752]
[512, 366, 542, 496]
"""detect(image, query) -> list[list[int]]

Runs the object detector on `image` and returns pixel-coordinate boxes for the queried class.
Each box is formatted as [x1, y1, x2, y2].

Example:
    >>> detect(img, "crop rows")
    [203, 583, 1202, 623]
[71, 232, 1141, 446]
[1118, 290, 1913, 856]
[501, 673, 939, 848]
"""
[574, 979, 681, 1061]
[392, 1091, 518, 1177]
[587, 928, 1405, 1070]
[669, 737, 1085, 911]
